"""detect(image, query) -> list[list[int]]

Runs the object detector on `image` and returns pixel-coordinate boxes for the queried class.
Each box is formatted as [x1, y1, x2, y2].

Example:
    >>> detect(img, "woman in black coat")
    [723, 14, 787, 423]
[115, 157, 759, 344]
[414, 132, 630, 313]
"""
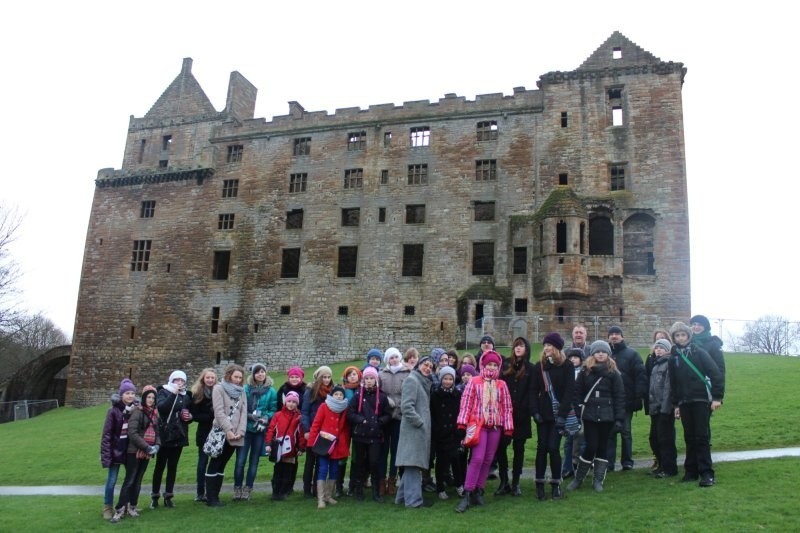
[188, 368, 217, 502]
[568, 341, 625, 493]
[495, 337, 535, 497]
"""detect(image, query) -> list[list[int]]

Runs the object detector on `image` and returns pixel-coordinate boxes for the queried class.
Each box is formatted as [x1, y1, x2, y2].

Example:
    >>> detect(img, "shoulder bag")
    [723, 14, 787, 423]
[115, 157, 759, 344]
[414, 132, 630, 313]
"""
[542, 366, 581, 436]
[203, 399, 240, 458]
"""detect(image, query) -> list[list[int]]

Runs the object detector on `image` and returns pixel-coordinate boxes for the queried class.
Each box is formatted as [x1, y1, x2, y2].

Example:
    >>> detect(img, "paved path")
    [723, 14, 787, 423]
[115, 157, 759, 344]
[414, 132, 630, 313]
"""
[1, 447, 798, 496]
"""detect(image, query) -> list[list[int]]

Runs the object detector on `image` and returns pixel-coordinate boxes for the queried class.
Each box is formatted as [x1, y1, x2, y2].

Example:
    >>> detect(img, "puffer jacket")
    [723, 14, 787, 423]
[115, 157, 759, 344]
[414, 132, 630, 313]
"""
[610, 340, 647, 412]
[347, 386, 391, 444]
[575, 364, 626, 424]
[101, 395, 135, 467]
[156, 386, 192, 448]
[648, 355, 672, 415]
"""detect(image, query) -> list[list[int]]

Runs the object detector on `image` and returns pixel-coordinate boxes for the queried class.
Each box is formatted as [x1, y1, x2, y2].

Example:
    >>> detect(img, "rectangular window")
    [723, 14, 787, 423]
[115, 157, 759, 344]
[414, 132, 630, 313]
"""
[222, 179, 239, 198]
[281, 248, 300, 278]
[561, 112, 568, 128]
[407, 164, 428, 185]
[159, 159, 168, 168]
[475, 159, 497, 181]
[347, 131, 366, 151]
[226, 144, 243, 163]
[384, 132, 392, 147]
[410, 126, 430, 147]
[213, 251, 231, 280]
[218, 213, 235, 230]
[472, 242, 494, 276]
[280, 305, 291, 315]
[613, 46, 622, 60]
[341, 208, 360, 227]
[610, 164, 626, 191]
[559, 173, 568, 185]
[476, 121, 498, 141]
[402, 244, 424, 277]
[513, 247, 527, 274]
[130, 240, 152, 272]
[404, 305, 416, 316]
[474, 201, 495, 221]
[608, 88, 623, 126]
[293, 137, 311, 156]
[337, 246, 358, 278]
[344, 168, 363, 189]
[380, 169, 389, 185]
[338, 305, 349, 316]
[162, 135, 172, 151]
[612, 106, 623, 126]
[378, 207, 386, 223]
[514, 298, 528, 313]
[405, 204, 426, 224]
[140, 200, 156, 218]
[286, 209, 303, 229]
[138, 139, 146, 164]
[289, 173, 307, 193]
[211, 307, 220, 334]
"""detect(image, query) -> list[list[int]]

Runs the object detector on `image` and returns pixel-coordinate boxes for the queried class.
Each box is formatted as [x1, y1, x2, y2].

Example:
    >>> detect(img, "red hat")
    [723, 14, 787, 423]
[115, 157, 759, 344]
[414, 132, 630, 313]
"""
[480, 350, 502, 369]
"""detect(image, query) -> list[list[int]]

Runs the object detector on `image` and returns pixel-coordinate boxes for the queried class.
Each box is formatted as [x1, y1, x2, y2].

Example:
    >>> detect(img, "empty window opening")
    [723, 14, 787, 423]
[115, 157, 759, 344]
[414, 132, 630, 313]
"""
[342, 207, 361, 227]
[254, 323, 259, 332]
[579, 222, 586, 254]
[338, 305, 349, 316]
[162, 135, 172, 151]
[475, 159, 497, 181]
[539, 224, 544, 255]
[402, 244, 424, 277]
[129, 326, 136, 339]
[404, 305, 416, 316]
[410, 126, 430, 147]
[378, 207, 386, 223]
[558, 307, 565, 323]
[608, 88, 623, 99]
[380, 169, 389, 185]
[405, 205, 426, 224]
[612, 47, 622, 60]
[474, 303, 484, 328]
[623, 213, 656, 275]
[281, 248, 300, 278]
[159, 159, 168, 168]
[140, 200, 156, 218]
[384, 132, 392, 147]
[338, 246, 358, 277]
[211, 307, 220, 334]
[226, 144, 243, 163]
[476, 121, 498, 141]
[472, 242, 495, 276]
[407, 164, 428, 185]
[293, 137, 311, 156]
[513, 247, 527, 274]
[280, 306, 291, 315]
[561, 112, 568, 128]
[286, 209, 304, 230]
[612, 106, 624, 126]
[474, 201, 495, 222]
[514, 298, 528, 313]
[610, 164, 626, 191]
[347, 131, 366, 151]
[589, 217, 614, 255]
[213, 251, 231, 280]
[344, 168, 363, 189]
[222, 179, 239, 198]
[215, 352, 222, 364]
[290, 173, 307, 193]
[218, 213, 235, 230]
[138, 139, 146, 164]
[558, 173, 568, 185]
[556, 220, 567, 253]
[131, 240, 152, 272]
[166, 263, 171, 273]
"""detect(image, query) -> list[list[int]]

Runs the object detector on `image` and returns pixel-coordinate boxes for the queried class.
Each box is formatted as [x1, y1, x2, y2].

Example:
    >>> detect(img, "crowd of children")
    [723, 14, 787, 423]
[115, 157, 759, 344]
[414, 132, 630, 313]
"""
[100, 318, 725, 520]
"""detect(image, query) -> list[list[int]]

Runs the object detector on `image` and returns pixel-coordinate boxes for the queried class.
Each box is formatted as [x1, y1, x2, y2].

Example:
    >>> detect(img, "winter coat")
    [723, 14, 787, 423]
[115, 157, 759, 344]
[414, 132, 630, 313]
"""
[395, 369, 432, 469]
[309, 402, 351, 460]
[500, 340, 535, 438]
[189, 389, 215, 447]
[575, 365, 626, 424]
[127, 405, 161, 454]
[670, 344, 724, 406]
[531, 359, 576, 423]
[244, 383, 277, 434]
[457, 375, 514, 435]
[692, 334, 726, 379]
[610, 340, 647, 412]
[379, 366, 410, 420]
[648, 355, 672, 415]
[276, 382, 307, 410]
[301, 388, 326, 433]
[265, 406, 306, 460]
[101, 395, 134, 467]
[347, 386, 391, 444]
[156, 386, 192, 448]
[212, 384, 247, 447]
[430, 384, 462, 449]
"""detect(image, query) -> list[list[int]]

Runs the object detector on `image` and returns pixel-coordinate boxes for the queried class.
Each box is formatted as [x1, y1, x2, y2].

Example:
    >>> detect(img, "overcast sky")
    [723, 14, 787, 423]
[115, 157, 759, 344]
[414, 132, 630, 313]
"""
[2, 1, 797, 339]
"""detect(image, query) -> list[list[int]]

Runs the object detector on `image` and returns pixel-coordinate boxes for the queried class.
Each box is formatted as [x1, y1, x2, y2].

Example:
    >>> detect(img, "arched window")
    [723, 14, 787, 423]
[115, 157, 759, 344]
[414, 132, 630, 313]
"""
[589, 217, 614, 255]
[623, 213, 655, 275]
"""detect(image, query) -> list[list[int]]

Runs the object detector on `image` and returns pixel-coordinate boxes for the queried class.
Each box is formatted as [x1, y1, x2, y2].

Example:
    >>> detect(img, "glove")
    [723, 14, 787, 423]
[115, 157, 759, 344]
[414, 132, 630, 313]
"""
[147, 444, 160, 456]
[614, 420, 624, 432]
[533, 413, 543, 424]
[555, 416, 566, 432]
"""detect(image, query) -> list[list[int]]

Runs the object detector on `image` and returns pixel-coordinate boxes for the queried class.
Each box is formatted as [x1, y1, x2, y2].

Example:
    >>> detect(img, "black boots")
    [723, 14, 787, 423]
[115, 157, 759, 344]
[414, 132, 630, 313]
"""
[551, 482, 563, 500]
[510, 474, 522, 496]
[535, 482, 547, 501]
[372, 484, 384, 503]
[163, 493, 174, 508]
[206, 476, 225, 507]
[494, 471, 511, 496]
[455, 491, 471, 513]
[592, 459, 609, 492]
[149, 493, 159, 509]
[567, 457, 593, 491]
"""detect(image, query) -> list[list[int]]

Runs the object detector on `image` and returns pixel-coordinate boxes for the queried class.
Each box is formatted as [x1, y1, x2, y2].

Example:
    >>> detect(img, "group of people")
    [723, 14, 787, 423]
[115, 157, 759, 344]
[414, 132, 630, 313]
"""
[99, 315, 725, 520]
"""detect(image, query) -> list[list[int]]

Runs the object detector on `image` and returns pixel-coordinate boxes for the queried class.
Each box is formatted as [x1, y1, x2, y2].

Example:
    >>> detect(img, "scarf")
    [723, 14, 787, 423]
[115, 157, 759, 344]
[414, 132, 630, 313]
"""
[325, 394, 349, 413]
[692, 331, 711, 346]
[221, 380, 244, 400]
[204, 386, 213, 400]
[593, 362, 609, 377]
[343, 381, 360, 391]
[142, 406, 158, 445]
[358, 385, 380, 415]
[480, 369, 499, 426]
[248, 384, 269, 410]
[314, 382, 331, 402]
[388, 363, 405, 374]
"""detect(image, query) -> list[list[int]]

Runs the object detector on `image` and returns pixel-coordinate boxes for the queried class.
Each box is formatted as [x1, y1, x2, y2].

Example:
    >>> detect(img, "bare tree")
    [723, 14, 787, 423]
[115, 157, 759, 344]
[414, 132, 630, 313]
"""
[736, 315, 800, 355]
[0, 313, 69, 380]
[0, 203, 22, 331]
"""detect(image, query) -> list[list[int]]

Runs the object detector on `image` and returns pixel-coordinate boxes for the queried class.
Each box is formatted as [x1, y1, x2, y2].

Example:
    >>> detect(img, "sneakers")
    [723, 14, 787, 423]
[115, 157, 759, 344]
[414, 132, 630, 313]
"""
[438, 491, 449, 500]
[622, 464, 634, 471]
[699, 474, 715, 487]
[109, 508, 125, 523]
[102, 505, 113, 520]
[455, 485, 465, 497]
[681, 473, 699, 483]
[126, 504, 139, 517]
[423, 481, 437, 493]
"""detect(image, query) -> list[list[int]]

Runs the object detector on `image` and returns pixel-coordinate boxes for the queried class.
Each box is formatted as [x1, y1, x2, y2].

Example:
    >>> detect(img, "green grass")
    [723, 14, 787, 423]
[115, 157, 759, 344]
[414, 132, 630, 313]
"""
[0, 459, 798, 531]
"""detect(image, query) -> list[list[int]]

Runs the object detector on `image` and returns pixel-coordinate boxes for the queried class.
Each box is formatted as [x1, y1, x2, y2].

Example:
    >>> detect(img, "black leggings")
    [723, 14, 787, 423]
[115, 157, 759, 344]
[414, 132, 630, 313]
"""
[151, 446, 183, 496]
[582, 420, 613, 461]
[496, 437, 527, 480]
[535, 422, 563, 481]
[115, 453, 149, 510]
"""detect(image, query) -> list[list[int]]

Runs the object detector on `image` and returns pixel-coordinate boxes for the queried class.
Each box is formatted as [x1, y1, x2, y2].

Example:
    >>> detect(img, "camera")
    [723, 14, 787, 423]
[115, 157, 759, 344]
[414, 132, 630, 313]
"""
[255, 421, 266, 432]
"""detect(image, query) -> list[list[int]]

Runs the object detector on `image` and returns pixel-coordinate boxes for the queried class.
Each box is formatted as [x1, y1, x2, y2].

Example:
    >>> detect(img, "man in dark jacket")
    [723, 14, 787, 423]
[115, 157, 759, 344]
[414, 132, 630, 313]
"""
[690, 315, 726, 382]
[669, 322, 724, 487]
[606, 326, 646, 471]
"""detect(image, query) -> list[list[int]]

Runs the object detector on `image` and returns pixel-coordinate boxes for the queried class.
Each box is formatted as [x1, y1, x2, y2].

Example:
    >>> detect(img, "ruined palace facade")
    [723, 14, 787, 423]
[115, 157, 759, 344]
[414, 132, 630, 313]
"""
[68, 32, 690, 405]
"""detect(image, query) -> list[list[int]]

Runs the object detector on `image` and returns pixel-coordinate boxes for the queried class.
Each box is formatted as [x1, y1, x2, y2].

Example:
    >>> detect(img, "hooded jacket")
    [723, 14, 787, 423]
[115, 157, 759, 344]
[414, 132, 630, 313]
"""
[347, 385, 391, 444]
[430, 382, 463, 448]
[610, 340, 647, 412]
[156, 385, 192, 448]
[575, 363, 626, 424]
[692, 332, 726, 379]
[101, 394, 135, 467]
[669, 343, 724, 405]
[500, 337, 535, 439]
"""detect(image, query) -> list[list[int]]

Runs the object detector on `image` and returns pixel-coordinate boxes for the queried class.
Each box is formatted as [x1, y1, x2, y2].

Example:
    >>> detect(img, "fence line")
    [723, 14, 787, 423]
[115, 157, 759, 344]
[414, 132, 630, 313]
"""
[0, 399, 60, 423]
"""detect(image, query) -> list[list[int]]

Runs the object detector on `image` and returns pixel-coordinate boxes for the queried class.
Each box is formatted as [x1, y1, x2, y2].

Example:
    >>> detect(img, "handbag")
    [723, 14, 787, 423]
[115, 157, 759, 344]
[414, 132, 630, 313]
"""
[203, 398, 240, 458]
[463, 413, 483, 448]
[268, 417, 294, 463]
[542, 366, 581, 436]
[311, 431, 337, 456]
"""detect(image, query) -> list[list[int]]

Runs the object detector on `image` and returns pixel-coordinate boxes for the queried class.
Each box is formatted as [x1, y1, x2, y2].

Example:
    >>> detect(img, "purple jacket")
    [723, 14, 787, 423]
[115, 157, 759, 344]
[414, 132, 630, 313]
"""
[100, 395, 134, 467]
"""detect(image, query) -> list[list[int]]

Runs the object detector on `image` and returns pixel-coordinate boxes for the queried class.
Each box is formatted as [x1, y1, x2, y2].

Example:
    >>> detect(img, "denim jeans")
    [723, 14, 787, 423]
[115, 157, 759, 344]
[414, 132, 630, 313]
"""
[317, 456, 340, 481]
[104, 463, 121, 505]
[234, 431, 265, 487]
